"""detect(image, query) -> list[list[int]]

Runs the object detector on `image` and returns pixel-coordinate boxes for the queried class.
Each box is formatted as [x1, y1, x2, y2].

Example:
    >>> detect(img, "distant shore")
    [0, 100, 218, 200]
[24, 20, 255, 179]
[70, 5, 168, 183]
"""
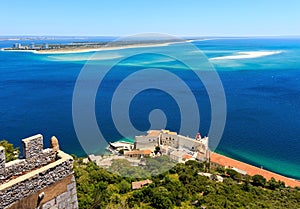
[1, 40, 197, 54]
[34, 42, 176, 54]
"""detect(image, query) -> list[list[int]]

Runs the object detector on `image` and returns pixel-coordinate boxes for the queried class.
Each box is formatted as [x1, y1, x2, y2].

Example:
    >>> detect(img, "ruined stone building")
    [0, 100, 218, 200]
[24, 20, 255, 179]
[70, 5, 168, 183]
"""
[0, 134, 78, 209]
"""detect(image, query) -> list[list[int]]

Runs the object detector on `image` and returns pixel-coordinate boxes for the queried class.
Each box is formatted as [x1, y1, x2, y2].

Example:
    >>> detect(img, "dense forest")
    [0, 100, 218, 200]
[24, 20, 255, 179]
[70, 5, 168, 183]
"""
[74, 157, 300, 209]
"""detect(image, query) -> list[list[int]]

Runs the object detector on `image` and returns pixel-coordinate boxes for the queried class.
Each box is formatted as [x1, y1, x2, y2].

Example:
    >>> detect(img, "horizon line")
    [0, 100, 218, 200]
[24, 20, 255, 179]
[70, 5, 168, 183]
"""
[0, 34, 300, 38]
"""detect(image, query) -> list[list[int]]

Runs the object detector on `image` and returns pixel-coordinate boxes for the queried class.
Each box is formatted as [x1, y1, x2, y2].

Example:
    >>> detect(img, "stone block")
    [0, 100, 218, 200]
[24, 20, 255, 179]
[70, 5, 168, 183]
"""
[56, 191, 70, 203]
[42, 198, 56, 209]
[70, 188, 77, 195]
[71, 194, 78, 203]
[73, 200, 79, 209]
[0, 146, 5, 176]
[58, 201, 66, 209]
[22, 134, 43, 159]
[67, 182, 75, 191]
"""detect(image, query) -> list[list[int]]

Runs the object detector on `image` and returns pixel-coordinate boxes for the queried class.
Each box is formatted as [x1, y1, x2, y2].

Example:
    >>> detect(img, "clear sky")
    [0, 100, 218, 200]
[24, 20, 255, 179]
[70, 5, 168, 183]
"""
[1, 0, 300, 37]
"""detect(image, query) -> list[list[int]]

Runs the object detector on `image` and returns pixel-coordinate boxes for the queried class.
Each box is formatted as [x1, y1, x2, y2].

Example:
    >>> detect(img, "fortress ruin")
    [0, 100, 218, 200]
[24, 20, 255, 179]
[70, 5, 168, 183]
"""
[0, 134, 78, 209]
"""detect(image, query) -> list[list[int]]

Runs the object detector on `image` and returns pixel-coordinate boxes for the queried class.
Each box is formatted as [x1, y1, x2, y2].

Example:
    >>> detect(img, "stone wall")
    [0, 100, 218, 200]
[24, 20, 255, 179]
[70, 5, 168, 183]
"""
[0, 134, 57, 182]
[135, 135, 158, 150]
[22, 134, 44, 159]
[0, 146, 5, 177]
[42, 177, 78, 209]
[0, 134, 78, 209]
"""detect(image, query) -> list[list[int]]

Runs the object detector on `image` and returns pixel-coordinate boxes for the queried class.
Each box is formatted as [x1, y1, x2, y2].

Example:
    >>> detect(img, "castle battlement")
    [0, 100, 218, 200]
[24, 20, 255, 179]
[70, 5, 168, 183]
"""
[0, 134, 78, 209]
[0, 134, 58, 181]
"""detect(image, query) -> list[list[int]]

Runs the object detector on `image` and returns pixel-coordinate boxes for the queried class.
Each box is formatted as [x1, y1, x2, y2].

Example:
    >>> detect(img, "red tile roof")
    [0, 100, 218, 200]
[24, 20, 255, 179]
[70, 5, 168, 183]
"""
[146, 130, 161, 137]
[124, 150, 152, 155]
[132, 179, 153, 189]
[183, 154, 193, 160]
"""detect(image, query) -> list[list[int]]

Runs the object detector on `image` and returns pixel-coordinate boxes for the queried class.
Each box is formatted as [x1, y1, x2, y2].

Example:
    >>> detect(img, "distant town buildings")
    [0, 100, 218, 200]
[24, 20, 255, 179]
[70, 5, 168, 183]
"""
[10, 42, 50, 50]
[29, 42, 35, 49]
[13, 43, 21, 49]
[42, 43, 49, 49]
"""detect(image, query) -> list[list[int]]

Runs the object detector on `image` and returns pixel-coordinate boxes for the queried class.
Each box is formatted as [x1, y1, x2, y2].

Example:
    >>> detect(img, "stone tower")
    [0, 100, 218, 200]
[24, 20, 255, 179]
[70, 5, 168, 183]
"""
[0, 134, 78, 209]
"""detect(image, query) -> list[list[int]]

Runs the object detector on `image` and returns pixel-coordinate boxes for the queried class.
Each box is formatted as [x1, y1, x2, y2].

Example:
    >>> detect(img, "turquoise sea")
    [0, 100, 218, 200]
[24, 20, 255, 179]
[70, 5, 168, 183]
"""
[0, 37, 300, 179]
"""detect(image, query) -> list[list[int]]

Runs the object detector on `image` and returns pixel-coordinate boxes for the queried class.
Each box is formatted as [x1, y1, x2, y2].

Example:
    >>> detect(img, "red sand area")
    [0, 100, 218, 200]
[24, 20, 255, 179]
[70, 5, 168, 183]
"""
[210, 152, 300, 188]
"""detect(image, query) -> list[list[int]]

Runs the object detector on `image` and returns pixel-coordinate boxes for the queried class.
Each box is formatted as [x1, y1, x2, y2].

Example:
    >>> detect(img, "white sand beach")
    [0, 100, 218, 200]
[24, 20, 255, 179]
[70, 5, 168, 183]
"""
[32, 42, 181, 54]
[1, 43, 175, 54]
[1, 39, 206, 55]
[210, 51, 282, 60]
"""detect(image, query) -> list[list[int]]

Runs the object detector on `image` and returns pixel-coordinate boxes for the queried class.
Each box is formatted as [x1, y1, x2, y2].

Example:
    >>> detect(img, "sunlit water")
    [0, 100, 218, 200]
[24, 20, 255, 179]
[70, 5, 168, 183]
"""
[0, 37, 299, 179]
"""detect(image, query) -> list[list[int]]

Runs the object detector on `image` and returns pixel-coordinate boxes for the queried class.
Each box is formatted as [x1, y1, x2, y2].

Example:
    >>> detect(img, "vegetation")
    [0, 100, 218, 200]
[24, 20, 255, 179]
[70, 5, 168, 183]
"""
[107, 156, 175, 178]
[74, 159, 300, 209]
[0, 140, 19, 162]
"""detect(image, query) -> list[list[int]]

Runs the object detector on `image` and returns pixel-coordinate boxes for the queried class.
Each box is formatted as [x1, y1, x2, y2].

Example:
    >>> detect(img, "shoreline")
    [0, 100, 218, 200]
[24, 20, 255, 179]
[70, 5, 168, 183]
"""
[81, 149, 300, 187]
[210, 152, 300, 187]
[78, 141, 300, 187]
[1, 40, 192, 55]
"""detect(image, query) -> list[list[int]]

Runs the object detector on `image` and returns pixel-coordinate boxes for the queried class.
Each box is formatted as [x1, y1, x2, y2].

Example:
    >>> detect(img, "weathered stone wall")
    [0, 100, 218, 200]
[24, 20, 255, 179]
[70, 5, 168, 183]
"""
[0, 134, 78, 209]
[0, 159, 74, 208]
[42, 176, 78, 209]
[0, 135, 56, 182]
[135, 135, 158, 150]
[22, 134, 44, 159]
[0, 146, 5, 177]
[6, 174, 78, 209]
[177, 135, 205, 151]
[161, 133, 179, 148]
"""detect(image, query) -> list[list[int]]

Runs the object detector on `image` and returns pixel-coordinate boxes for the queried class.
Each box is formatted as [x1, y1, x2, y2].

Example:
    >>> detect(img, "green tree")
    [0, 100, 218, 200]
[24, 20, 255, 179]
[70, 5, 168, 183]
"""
[226, 169, 242, 181]
[150, 187, 173, 209]
[216, 166, 225, 175]
[73, 156, 300, 209]
[242, 181, 251, 192]
[118, 180, 131, 194]
[252, 174, 266, 187]
[0, 140, 19, 162]
[266, 177, 285, 190]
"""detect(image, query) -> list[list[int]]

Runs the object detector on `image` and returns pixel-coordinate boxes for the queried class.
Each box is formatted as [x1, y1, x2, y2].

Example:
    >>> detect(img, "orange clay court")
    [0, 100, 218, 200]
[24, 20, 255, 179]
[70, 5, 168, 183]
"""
[210, 152, 300, 188]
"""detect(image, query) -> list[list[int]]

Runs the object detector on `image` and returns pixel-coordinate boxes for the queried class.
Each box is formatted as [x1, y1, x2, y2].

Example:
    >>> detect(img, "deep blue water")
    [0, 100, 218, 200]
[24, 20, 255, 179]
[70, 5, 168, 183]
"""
[0, 38, 300, 179]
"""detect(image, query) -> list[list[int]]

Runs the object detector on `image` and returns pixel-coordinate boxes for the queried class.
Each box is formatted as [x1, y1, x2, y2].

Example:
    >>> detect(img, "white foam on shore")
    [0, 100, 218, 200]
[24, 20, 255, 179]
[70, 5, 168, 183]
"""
[210, 51, 282, 60]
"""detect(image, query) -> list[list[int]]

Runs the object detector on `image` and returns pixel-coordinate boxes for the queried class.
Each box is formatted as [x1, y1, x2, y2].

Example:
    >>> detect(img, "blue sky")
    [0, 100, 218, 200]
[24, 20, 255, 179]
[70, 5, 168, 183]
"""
[1, 0, 300, 36]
